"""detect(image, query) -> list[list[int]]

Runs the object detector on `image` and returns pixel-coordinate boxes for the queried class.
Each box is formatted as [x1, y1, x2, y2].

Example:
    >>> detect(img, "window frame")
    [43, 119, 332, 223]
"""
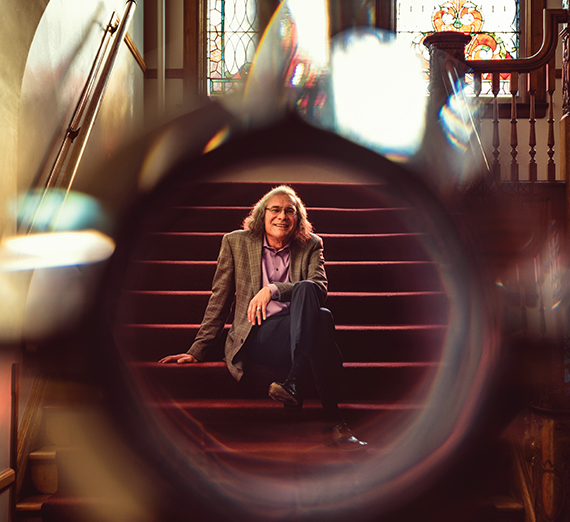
[183, 0, 548, 113]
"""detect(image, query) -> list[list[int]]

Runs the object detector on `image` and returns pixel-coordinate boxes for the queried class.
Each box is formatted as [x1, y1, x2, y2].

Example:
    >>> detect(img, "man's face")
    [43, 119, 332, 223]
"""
[264, 194, 298, 247]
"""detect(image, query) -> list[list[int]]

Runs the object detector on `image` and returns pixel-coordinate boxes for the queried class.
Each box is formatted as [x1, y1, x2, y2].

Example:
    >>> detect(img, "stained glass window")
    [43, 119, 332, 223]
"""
[207, 0, 258, 95]
[397, 1, 520, 94]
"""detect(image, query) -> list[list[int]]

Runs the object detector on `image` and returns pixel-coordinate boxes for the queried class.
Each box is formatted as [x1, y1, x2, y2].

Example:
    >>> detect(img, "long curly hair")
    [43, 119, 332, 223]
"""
[242, 185, 313, 243]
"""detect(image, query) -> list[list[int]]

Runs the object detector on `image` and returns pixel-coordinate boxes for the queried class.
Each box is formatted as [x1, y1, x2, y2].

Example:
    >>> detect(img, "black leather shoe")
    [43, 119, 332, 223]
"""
[268, 356, 306, 409]
[268, 380, 303, 409]
[324, 423, 367, 449]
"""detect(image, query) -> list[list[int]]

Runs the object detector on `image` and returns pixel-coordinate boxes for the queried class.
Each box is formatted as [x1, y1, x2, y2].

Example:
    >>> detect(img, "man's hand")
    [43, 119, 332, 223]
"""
[247, 286, 272, 325]
[158, 353, 199, 364]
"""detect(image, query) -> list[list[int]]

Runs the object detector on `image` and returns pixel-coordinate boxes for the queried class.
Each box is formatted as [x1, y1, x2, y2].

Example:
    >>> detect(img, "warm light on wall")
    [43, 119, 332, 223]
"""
[0, 230, 115, 271]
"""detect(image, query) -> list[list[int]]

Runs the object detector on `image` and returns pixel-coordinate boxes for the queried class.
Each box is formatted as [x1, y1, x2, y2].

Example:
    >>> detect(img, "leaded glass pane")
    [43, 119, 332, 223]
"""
[397, 1, 519, 95]
[207, 0, 258, 95]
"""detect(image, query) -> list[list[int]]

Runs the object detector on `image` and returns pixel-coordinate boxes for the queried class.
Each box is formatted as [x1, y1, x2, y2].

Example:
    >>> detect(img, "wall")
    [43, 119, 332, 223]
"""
[144, 0, 186, 122]
[0, 1, 144, 519]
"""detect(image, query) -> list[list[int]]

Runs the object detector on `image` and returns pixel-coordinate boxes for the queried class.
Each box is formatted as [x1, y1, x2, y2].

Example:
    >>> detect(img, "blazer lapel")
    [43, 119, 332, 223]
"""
[248, 234, 263, 292]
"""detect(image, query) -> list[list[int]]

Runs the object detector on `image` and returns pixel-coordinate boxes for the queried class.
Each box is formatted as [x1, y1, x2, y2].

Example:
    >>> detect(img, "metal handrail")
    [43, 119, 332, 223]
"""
[24, 0, 137, 234]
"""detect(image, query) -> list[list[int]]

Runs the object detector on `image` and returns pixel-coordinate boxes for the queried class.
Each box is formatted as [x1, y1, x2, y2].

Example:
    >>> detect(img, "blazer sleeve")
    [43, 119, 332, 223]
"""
[274, 235, 327, 305]
[187, 234, 236, 361]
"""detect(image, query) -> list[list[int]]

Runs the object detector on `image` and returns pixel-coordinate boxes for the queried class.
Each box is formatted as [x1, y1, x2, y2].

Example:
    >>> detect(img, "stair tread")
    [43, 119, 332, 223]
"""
[492, 495, 525, 511]
[29, 445, 58, 460]
[134, 260, 436, 265]
[152, 231, 427, 238]
[134, 361, 441, 369]
[16, 494, 52, 511]
[201, 441, 377, 461]
[125, 289, 446, 297]
[121, 323, 448, 330]
[152, 398, 425, 410]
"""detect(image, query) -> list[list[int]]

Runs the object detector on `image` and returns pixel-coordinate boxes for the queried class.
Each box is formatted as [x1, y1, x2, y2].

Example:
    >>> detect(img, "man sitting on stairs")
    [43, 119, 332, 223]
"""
[159, 185, 366, 448]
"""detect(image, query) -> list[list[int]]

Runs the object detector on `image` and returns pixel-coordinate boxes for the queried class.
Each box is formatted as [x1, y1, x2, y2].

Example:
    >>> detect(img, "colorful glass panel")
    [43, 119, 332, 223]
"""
[207, 0, 258, 95]
[397, 1, 519, 94]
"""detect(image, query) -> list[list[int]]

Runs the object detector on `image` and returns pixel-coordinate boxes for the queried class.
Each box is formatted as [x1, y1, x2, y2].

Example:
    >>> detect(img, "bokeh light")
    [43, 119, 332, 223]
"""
[0, 230, 115, 271]
[330, 30, 427, 161]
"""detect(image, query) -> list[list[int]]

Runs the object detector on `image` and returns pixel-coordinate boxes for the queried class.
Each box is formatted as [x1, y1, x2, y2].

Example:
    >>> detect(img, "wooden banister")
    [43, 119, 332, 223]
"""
[426, 7, 569, 185]
[465, 9, 568, 75]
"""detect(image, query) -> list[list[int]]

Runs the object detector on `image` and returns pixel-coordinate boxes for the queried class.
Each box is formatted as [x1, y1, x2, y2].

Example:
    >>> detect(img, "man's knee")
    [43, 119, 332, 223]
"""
[292, 280, 319, 299]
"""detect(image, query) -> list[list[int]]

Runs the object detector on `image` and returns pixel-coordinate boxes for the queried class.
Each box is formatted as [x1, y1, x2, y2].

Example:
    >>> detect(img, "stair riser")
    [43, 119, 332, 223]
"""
[134, 365, 436, 401]
[126, 261, 443, 293]
[153, 407, 401, 444]
[157, 207, 423, 234]
[142, 234, 433, 261]
[30, 461, 58, 495]
[119, 292, 449, 325]
[161, 181, 405, 209]
[116, 325, 448, 362]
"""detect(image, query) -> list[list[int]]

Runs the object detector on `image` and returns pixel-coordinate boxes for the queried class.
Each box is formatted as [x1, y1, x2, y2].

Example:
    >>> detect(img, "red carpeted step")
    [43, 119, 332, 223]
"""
[116, 323, 448, 363]
[118, 290, 449, 325]
[131, 361, 438, 402]
[126, 260, 443, 293]
[150, 399, 420, 445]
[142, 232, 433, 261]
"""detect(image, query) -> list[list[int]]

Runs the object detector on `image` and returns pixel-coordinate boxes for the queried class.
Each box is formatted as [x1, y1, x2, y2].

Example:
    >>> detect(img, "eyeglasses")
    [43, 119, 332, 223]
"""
[266, 206, 297, 216]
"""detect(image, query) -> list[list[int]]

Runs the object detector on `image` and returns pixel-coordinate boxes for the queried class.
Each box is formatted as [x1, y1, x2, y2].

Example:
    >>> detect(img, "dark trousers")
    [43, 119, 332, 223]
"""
[242, 280, 344, 422]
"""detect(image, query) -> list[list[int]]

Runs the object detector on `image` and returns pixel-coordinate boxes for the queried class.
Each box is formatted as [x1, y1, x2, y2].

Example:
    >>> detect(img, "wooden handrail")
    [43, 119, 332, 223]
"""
[0, 469, 15, 493]
[465, 9, 568, 74]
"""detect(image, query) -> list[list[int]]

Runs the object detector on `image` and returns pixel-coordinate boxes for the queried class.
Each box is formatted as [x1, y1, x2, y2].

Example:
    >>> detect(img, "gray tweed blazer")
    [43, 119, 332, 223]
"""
[187, 229, 327, 381]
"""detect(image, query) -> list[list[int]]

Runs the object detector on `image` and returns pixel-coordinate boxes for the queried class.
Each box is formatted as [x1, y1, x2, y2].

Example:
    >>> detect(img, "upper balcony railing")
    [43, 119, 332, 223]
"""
[425, 8, 569, 187]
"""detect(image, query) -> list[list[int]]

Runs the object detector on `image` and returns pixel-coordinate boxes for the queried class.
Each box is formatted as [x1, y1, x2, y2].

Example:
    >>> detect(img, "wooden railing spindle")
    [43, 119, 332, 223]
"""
[529, 85, 538, 182]
[547, 57, 556, 181]
[473, 72, 482, 127]
[492, 72, 501, 183]
[510, 72, 519, 181]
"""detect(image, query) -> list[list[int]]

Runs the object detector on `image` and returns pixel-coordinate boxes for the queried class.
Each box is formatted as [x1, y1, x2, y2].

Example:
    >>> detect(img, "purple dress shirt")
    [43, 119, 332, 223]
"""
[262, 235, 290, 317]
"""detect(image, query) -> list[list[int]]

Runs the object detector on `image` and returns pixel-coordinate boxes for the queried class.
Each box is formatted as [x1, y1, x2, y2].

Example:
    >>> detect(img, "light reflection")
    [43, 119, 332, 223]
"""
[16, 189, 109, 233]
[285, 0, 329, 71]
[331, 30, 427, 161]
[439, 77, 484, 157]
[0, 230, 115, 271]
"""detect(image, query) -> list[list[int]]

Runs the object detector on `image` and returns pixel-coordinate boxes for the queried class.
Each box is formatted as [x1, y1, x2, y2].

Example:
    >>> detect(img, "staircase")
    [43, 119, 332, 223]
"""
[16, 179, 532, 520]
[114, 180, 449, 463]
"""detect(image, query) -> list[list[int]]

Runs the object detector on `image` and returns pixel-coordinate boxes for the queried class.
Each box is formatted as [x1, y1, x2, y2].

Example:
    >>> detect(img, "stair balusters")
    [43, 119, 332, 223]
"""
[510, 72, 519, 181]
[547, 57, 556, 181]
[528, 83, 538, 182]
[492, 72, 501, 184]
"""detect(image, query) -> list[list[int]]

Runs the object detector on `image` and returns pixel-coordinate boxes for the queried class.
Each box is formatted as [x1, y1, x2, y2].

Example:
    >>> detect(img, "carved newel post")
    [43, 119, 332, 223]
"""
[561, 3, 570, 189]
[418, 32, 471, 195]
[424, 32, 471, 118]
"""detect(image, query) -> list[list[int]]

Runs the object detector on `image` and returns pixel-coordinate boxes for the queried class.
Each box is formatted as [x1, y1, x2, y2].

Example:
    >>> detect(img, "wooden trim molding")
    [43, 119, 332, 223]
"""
[125, 32, 146, 73]
[16, 369, 47, 497]
[145, 68, 184, 79]
[0, 469, 15, 493]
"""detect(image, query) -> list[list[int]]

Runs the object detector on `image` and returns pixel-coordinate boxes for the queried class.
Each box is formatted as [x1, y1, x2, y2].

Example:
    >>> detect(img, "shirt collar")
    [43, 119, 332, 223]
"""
[263, 235, 291, 253]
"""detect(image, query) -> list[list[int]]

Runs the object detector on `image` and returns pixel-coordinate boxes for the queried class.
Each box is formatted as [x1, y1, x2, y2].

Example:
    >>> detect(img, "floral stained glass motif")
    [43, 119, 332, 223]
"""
[397, 1, 519, 94]
[207, 0, 258, 95]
